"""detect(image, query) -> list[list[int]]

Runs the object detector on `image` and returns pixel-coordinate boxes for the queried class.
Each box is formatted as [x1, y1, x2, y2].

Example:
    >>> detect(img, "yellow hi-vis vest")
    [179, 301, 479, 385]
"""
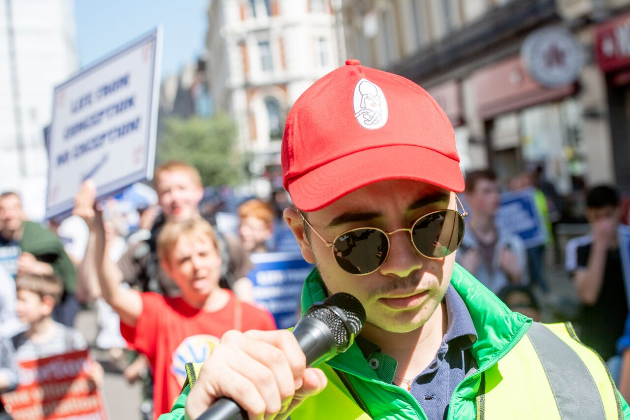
[184, 322, 624, 419]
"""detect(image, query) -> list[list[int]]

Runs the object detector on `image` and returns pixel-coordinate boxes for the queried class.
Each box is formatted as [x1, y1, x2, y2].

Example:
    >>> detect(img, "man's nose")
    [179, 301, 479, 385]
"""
[379, 231, 423, 278]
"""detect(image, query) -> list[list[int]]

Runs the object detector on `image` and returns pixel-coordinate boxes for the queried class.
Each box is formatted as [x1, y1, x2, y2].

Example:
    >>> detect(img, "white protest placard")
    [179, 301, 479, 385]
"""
[46, 28, 162, 219]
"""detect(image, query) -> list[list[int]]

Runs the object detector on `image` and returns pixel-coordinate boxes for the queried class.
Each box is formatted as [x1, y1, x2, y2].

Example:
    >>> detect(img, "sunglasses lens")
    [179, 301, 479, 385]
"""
[412, 211, 464, 258]
[333, 228, 388, 275]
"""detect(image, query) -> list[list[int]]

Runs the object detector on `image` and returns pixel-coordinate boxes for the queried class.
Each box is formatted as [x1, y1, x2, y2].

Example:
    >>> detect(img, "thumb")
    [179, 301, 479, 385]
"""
[277, 368, 327, 420]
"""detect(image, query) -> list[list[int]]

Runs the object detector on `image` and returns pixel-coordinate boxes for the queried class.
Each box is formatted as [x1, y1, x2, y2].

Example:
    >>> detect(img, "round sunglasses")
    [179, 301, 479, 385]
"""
[300, 196, 468, 275]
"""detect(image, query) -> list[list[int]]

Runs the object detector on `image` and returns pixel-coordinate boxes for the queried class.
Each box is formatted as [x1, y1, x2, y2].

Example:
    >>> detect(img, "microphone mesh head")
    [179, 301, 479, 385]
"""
[304, 293, 366, 353]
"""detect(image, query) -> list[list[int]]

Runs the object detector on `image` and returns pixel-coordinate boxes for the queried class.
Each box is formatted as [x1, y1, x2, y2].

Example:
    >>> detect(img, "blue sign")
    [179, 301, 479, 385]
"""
[272, 225, 302, 253]
[496, 188, 548, 248]
[247, 252, 314, 329]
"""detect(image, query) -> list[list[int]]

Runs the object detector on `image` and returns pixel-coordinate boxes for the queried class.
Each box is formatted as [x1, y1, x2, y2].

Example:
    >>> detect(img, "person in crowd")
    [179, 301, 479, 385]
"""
[566, 185, 630, 370]
[0, 192, 77, 327]
[238, 199, 275, 254]
[0, 335, 18, 420]
[11, 273, 102, 387]
[77, 161, 252, 299]
[229, 199, 277, 302]
[164, 61, 628, 420]
[510, 171, 552, 293]
[456, 170, 528, 294]
[73, 183, 276, 419]
[13, 273, 87, 359]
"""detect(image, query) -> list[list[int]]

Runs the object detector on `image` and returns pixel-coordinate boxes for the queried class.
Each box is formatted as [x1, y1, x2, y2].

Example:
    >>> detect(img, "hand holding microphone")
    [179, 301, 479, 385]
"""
[186, 293, 366, 420]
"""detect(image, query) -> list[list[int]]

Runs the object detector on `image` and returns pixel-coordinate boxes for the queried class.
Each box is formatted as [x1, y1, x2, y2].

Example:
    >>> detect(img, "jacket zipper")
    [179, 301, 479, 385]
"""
[335, 369, 372, 417]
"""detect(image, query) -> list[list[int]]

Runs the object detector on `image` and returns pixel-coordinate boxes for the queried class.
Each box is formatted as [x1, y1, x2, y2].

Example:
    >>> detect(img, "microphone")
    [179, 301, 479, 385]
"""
[196, 292, 366, 420]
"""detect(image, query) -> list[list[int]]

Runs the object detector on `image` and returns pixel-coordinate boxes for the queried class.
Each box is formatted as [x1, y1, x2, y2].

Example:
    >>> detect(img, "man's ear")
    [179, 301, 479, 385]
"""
[283, 208, 315, 264]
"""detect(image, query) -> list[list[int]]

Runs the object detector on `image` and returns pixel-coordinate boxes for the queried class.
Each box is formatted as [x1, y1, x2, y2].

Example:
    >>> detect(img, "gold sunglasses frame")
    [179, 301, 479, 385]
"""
[299, 195, 468, 276]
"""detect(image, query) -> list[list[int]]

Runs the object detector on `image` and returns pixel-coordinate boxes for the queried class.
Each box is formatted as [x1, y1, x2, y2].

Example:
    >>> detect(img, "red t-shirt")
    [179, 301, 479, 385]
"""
[120, 291, 276, 419]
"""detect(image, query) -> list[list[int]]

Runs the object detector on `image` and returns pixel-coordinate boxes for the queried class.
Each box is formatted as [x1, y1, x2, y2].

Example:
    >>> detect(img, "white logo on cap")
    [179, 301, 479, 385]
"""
[353, 78, 388, 130]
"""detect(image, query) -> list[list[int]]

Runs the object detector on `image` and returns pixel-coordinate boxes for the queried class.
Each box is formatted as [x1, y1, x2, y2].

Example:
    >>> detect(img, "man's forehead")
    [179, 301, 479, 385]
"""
[304, 179, 452, 221]
[0, 195, 21, 207]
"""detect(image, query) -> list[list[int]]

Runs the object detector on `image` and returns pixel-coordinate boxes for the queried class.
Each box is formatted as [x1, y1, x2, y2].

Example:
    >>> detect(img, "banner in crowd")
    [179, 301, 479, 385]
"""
[46, 28, 162, 219]
[496, 187, 549, 248]
[1, 350, 108, 420]
[247, 252, 314, 329]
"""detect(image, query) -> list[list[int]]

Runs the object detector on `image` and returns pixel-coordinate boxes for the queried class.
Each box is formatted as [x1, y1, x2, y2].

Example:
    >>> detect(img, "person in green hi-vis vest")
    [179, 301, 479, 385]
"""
[163, 61, 630, 420]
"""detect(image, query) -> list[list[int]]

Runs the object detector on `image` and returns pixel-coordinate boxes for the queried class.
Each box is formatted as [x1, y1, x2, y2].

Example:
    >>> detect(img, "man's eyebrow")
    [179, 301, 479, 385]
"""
[327, 211, 382, 228]
[407, 192, 451, 211]
[324, 192, 450, 228]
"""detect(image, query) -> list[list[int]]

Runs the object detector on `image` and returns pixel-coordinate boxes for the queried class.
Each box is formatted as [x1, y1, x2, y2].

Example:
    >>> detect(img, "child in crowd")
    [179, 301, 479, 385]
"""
[13, 274, 87, 360]
[11, 274, 102, 382]
[75, 186, 277, 419]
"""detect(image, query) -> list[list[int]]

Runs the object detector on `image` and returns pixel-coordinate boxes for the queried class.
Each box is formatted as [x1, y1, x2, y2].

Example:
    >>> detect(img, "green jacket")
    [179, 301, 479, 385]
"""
[20, 221, 76, 293]
[162, 263, 630, 419]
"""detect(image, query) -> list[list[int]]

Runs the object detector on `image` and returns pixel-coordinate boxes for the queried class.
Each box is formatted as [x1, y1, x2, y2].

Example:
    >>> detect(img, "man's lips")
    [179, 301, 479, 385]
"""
[379, 290, 430, 310]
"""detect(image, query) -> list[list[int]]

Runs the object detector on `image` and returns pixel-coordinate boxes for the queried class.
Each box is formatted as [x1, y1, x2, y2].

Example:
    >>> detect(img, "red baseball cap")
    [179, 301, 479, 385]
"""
[282, 59, 464, 212]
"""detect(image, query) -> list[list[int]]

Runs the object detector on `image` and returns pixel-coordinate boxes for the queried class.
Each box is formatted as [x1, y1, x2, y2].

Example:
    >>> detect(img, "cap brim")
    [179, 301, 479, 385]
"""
[287, 145, 465, 212]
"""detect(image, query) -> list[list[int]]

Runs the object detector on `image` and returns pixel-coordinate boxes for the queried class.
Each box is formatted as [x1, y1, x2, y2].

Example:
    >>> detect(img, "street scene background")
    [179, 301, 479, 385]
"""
[3, 0, 630, 418]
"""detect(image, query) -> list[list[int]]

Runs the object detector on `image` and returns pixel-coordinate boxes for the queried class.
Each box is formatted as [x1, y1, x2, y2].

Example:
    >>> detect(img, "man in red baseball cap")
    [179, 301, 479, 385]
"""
[164, 61, 629, 420]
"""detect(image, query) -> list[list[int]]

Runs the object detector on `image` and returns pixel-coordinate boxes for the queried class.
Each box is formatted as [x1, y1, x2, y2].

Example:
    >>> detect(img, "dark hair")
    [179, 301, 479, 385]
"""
[586, 185, 619, 209]
[465, 169, 497, 193]
[497, 285, 539, 311]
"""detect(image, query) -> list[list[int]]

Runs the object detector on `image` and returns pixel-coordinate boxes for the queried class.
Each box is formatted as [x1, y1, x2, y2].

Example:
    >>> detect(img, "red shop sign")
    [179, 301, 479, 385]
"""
[596, 12, 630, 72]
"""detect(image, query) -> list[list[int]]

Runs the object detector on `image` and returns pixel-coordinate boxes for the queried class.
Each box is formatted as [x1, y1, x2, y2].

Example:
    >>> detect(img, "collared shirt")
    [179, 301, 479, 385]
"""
[357, 285, 478, 420]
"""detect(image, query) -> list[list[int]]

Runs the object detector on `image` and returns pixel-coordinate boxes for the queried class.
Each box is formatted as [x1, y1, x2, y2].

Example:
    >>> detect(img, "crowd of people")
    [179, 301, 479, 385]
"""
[0, 79, 630, 419]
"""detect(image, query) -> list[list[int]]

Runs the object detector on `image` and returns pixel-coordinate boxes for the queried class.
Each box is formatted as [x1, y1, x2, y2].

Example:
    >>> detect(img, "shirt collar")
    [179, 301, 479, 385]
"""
[442, 284, 478, 350]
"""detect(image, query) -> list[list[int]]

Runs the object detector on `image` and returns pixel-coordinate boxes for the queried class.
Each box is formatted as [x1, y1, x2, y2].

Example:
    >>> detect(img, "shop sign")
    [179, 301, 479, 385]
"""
[472, 56, 575, 119]
[596, 12, 630, 72]
[521, 27, 584, 88]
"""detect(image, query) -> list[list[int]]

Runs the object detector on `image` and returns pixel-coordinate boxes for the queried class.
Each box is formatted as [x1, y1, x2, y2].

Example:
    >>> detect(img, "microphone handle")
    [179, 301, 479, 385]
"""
[196, 317, 336, 420]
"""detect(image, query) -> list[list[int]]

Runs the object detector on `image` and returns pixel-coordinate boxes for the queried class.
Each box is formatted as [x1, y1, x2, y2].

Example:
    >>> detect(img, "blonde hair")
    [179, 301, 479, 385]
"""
[238, 199, 275, 226]
[154, 161, 202, 188]
[16, 274, 63, 305]
[157, 216, 219, 265]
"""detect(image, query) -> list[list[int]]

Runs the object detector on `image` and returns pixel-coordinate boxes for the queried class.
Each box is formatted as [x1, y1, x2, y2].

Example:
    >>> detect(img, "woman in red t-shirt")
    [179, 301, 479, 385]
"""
[89, 213, 276, 418]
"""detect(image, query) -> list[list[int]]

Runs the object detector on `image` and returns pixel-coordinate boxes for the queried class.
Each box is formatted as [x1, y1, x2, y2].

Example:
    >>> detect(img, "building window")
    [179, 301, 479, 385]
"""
[249, 0, 271, 18]
[315, 37, 329, 67]
[411, 0, 427, 46]
[381, 7, 399, 65]
[262, 0, 271, 16]
[259, 40, 273, 72]
[265, 97, 282, 139]
[249, 0, 257, 17]
[442, 0, 460, 33]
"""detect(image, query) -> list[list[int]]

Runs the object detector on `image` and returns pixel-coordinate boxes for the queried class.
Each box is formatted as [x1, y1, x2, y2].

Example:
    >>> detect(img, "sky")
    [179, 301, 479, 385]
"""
[74, 0, 209, 79]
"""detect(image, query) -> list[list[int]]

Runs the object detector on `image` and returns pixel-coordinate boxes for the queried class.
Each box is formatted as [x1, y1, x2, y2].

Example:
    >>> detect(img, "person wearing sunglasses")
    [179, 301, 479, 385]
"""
[164, 61, 629, 420]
